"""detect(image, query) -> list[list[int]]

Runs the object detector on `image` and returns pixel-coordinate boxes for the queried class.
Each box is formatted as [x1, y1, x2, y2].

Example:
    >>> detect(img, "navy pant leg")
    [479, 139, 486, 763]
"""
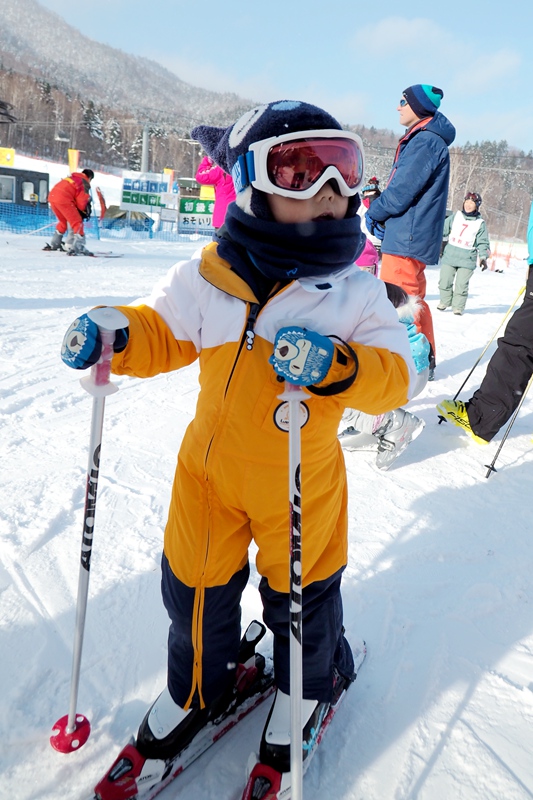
[259, 567, 354, 703]
[468, 266, 533, 441]
[161, 553, 250, 708]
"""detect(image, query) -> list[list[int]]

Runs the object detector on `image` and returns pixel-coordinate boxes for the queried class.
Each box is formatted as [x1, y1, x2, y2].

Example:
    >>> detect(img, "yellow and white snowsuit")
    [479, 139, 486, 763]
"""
[111, 241, 415, 706]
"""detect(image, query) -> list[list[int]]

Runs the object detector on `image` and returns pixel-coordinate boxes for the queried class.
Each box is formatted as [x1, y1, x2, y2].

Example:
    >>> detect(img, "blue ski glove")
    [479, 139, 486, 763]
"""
[365, 212, 385, 241]
[61, 311, 129, 370]
[405, 322, 430, 374]
[270, 326, 334, 386]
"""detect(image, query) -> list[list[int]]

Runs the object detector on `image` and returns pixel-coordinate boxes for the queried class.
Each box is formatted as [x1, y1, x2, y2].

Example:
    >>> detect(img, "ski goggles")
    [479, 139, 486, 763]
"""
[231, 129, 365, 200]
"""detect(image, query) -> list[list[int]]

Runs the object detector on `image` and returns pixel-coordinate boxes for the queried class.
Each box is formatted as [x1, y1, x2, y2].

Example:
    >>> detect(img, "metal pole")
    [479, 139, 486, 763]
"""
[50, 307, 129, 754]
[284, 382, 307, 800]
[141, 124, 150, 173]
[484, 374, 533, 478]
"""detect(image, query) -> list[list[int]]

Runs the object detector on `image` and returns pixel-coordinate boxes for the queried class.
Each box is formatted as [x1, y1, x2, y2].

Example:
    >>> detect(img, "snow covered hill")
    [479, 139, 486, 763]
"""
[1, 232, 533, 800]
[1, 0, 252, 126]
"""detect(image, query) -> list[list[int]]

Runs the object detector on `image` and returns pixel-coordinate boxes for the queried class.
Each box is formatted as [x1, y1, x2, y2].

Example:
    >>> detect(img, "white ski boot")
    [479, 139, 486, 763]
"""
[67, 233, 94, 256]
[43, 230, 65, 251]
[375, 408, 425, 470]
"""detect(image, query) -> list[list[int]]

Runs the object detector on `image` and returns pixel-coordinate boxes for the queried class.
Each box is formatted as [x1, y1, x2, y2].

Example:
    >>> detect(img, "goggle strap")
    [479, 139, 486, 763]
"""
[231, 151, 256, 194]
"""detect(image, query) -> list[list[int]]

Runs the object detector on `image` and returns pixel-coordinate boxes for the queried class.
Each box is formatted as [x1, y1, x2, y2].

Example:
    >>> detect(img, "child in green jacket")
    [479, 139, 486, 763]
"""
[438, 192, 490, 315]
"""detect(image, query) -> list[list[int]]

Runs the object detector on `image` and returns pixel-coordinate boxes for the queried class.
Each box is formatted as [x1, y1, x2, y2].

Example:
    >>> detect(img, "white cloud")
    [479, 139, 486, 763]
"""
[450, 50, 521, 94]
[352, 17, 521, 94]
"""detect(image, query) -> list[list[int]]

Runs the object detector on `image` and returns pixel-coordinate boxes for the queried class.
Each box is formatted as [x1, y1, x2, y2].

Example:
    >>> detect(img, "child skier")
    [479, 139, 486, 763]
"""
[438, 192, 490, 315]
[338, 283, 430, 469]
[61, 100, 418, 798]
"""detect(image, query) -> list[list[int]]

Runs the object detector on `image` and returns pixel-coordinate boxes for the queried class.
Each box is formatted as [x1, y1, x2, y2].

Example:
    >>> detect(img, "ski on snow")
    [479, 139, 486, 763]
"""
[241, 640, 366, 800]
[91, 630, 365, 800]
[87, 252, 124, 258]
[42, 246, 123, 258]
[92, 621, 274, 800]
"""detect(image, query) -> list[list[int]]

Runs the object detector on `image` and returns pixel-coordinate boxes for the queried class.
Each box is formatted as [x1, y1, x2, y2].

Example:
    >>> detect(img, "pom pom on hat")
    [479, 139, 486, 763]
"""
[402, 85, 443, 119]
[361, 176, 380, 195]
[191, 100, 347, 218]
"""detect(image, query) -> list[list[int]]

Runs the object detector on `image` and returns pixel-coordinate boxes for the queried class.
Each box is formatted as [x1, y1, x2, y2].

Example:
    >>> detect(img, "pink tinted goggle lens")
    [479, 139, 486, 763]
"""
[266, 138, 363, 192]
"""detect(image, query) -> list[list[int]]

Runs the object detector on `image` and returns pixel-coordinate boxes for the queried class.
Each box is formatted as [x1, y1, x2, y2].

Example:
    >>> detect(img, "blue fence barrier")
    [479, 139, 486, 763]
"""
[0, 203, 213, 243]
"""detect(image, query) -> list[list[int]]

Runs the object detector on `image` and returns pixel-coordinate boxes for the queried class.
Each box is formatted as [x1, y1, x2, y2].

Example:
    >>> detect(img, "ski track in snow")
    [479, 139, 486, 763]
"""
[1, 230, 533, 800]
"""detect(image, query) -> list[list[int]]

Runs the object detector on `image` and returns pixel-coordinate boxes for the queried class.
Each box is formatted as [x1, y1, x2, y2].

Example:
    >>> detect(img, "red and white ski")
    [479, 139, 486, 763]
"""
[241, 640, 367, 800]
[92, 621, 274, 800]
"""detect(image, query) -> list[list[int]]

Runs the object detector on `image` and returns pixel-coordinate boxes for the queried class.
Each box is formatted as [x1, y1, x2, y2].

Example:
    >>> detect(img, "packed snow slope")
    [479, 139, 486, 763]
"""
[1, 234, 532, 800]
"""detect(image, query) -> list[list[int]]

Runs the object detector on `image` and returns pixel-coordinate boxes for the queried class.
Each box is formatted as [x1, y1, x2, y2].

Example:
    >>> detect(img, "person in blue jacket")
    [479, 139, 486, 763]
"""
[437, 200, 533, 443]
[365, 84, 456, 378]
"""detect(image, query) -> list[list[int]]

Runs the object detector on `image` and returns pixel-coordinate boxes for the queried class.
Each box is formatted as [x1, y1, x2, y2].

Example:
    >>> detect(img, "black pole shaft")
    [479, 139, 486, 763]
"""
[485, 375, 533, 478]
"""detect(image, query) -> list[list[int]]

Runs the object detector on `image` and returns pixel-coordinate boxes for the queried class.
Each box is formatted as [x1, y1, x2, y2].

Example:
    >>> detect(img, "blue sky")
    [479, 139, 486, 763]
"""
[39, 0, 533, 152]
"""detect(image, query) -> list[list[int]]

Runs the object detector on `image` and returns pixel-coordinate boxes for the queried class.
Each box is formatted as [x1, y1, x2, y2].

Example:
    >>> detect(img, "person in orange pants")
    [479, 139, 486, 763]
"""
[46, 168, 94, 255]
[379, 255, 434, 360]
[365, 84, 456, 378]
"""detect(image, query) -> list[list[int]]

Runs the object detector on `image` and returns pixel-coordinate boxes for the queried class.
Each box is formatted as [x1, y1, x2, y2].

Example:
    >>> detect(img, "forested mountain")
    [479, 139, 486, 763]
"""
[1, 0, 251, 127]
[0, 0, 253, 174]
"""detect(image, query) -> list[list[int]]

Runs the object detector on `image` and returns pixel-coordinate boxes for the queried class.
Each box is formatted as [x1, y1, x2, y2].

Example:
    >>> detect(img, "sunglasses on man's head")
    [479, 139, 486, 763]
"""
[399, 98, 409, 107]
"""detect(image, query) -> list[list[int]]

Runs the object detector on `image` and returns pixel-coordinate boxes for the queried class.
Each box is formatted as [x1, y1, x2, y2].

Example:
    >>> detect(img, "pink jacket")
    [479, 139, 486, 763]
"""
[356, 238, 379, 268]
[195, 157, 237, 228]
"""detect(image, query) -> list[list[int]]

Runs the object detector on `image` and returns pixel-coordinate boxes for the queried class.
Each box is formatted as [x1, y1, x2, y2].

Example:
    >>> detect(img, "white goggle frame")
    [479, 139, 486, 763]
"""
[231, 128, 365, 200]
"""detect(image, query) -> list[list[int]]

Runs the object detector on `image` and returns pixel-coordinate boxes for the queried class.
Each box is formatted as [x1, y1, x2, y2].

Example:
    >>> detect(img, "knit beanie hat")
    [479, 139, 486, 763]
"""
[465, 191, 482, 208]
[402, 85, 443, 119]
[191, 100, 358, 219]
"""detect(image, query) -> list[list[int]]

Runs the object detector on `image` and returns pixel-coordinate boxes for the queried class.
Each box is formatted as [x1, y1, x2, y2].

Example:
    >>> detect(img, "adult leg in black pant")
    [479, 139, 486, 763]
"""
[467, 266, 533, 442]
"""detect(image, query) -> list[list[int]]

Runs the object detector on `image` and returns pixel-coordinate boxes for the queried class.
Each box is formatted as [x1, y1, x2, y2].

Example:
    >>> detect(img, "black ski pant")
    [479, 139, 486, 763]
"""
[161, 553, 355, 709]
[468, 265, 533, 441]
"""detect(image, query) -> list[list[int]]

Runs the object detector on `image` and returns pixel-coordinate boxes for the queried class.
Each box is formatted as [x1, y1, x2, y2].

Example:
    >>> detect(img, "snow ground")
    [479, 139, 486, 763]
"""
[1, 233, 533, 800]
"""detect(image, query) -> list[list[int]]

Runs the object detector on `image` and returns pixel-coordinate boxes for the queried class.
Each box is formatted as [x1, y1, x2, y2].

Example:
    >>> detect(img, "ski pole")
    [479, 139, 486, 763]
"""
[279, 381, 307, 800]
[438, 285, 525, 423]
[51, 307, 129, 754]
[29, 221, 56, 235]
[484, 373, 533, 478]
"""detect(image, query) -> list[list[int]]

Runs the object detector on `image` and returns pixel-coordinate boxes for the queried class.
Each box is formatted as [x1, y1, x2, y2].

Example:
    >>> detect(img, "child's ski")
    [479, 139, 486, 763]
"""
[241, 641, 366, 800]
[92, 621, 274, 800]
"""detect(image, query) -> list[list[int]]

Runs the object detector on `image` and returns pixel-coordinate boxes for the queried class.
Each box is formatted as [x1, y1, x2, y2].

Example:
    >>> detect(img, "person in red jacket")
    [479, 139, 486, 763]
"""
[195, 156, 236, 229]
[46, 169, 94, 255]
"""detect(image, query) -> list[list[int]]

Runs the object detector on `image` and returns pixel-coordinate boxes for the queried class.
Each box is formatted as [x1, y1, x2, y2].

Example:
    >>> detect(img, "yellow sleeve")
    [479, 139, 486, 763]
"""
[311, 340, 410, 414]
[110, 304, 199, 378]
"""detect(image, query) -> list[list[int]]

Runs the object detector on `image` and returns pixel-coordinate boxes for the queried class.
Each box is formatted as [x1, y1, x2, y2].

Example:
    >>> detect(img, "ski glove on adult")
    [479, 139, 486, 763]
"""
[480, 259, 488, 271]
[80, 200, 92, 220]
[270, 326, 334, 386]
[61, 311, 129, 370]
[364, 212, 385, 241]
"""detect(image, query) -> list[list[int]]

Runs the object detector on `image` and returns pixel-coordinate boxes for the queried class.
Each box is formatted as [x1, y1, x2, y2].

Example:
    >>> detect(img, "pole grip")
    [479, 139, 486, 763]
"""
[80, 308, 129, 397]
[94, 328, 115, 387]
